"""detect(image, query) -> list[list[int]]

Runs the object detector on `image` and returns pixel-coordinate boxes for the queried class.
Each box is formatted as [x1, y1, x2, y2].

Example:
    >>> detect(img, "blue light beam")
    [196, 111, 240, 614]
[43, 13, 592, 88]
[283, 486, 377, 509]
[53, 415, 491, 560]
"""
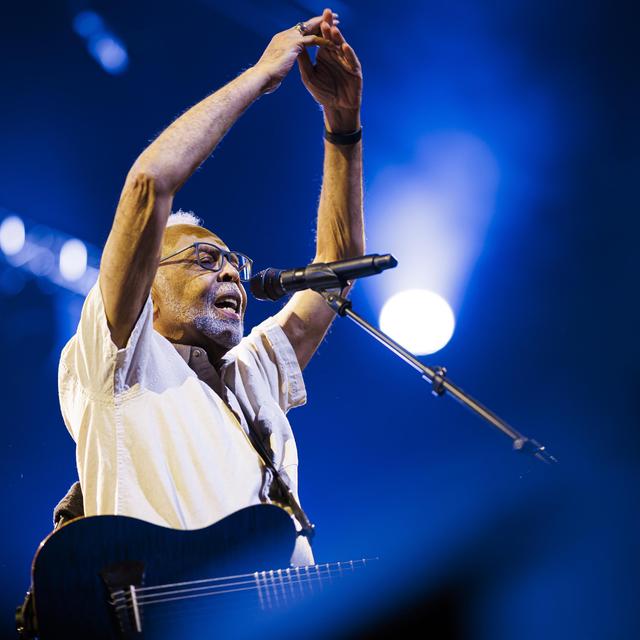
[366, 131, 500, 353]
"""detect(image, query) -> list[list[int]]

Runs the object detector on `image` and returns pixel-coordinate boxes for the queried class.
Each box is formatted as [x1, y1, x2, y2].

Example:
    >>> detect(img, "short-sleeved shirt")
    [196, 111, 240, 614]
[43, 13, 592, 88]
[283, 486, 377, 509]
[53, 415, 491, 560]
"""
[58, 283, 313, 564]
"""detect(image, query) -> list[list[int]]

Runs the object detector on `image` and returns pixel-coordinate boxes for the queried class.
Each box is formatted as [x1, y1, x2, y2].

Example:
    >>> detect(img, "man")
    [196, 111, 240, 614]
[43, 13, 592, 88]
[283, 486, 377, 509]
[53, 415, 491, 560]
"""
[57, 9, 364, 566]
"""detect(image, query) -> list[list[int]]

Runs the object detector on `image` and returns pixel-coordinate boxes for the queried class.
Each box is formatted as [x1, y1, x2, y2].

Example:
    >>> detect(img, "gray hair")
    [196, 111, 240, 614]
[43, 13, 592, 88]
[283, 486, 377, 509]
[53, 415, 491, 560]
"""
[166, 209, 203, 227]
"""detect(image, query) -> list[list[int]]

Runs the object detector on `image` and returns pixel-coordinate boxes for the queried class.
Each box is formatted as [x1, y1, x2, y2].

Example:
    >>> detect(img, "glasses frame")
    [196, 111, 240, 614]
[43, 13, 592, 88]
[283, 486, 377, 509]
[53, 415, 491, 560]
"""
[158, 242, 253, 282]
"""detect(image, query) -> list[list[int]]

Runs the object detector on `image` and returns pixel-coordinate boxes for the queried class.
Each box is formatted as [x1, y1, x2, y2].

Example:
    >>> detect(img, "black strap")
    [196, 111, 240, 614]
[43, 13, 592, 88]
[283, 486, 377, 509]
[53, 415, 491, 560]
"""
[324, 127, 362, 145]
[245, 420, 315, 539]
[209, 362, 315, 540]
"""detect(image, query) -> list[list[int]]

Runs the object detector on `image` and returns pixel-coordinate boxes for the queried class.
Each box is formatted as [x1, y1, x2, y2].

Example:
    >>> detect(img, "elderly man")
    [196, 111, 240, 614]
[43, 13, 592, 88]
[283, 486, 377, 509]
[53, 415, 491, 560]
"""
[57, 9, 364, 566]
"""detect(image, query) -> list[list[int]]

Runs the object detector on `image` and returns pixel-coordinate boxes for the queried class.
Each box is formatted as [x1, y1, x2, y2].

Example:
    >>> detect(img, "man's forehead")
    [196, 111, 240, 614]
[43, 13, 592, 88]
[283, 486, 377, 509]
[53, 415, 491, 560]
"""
[163, 224, 227, 253]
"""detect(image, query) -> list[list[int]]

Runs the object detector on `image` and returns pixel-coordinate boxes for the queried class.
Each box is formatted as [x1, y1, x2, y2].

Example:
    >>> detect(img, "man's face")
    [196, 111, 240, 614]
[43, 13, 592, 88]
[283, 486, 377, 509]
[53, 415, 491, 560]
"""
[152, 224, 248, 354]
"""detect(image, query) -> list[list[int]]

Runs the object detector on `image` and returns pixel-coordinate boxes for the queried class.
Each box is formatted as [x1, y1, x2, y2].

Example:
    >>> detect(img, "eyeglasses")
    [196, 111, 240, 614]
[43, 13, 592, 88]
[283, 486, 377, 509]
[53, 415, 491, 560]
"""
[159, 242, 253, 281]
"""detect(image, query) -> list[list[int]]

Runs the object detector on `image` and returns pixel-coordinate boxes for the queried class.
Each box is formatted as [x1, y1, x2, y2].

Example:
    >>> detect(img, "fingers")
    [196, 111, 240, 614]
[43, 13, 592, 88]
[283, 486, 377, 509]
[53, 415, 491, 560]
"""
[301, 35, 333, 48]
[320, 19, 332, 42]
[297, 47, 314, 80]
[319, 18, 348, 51]
[294, 8, 355, 62]
[301, 11, 339, 35]
[331, 26, 346, 47]
[341, 42, 361, 70]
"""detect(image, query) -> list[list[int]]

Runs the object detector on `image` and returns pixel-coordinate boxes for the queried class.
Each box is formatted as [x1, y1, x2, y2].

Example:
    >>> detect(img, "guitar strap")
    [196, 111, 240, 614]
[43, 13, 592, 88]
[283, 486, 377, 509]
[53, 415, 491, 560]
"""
[245, 417, 315, 540]
[207, 368, 315, 540]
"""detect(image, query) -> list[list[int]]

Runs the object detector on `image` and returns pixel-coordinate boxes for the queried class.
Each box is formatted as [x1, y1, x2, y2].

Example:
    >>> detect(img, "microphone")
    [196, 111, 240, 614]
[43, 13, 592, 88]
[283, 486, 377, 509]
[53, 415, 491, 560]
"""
[250, 253, 398, 301]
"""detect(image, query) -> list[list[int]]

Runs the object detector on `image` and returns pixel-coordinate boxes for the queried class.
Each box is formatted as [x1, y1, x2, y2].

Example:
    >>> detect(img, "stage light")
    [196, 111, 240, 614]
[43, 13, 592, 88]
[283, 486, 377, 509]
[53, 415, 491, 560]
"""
[59, 239, 87, 281]
[0, 216, 26, 256]
[72, 10, 104, 37]
[73, 10, 129, 75]
[365, 132, 499, 330]
[379, 289, 455, 355]
[90, 36, 128, 75]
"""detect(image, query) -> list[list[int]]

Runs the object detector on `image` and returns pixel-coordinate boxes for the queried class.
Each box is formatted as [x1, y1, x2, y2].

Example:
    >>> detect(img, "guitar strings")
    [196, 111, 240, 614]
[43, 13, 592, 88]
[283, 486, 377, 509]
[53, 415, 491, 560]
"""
[126, 558, 371, 596]
[120, 559, 370, 599]
[122, 573, 352, 610]
[115, 560, 373, 611]
[113, 568, 376, 631]
[112, 563, 375, 630]
[118, 564, 359, 609]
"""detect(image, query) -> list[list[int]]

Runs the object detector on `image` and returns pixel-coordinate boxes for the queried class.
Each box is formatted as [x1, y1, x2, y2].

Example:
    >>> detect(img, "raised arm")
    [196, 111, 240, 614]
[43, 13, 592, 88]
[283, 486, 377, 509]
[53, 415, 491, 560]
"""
[100, 19, 331, 348]
[275, 8, 365, 369]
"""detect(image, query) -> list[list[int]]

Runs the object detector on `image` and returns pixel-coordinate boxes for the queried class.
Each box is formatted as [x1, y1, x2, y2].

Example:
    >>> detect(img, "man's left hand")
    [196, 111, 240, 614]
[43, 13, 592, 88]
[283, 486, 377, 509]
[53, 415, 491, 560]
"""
[297, 8, 362, 130]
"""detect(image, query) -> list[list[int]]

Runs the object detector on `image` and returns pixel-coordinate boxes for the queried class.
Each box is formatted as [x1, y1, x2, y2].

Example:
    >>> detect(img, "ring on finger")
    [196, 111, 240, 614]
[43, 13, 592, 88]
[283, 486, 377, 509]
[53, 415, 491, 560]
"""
[294, 22, 307, 35]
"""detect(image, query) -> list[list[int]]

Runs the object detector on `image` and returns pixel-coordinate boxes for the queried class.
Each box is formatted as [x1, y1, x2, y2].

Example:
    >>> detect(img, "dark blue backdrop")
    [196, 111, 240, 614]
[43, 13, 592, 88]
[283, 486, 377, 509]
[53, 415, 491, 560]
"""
[1, 1, 638, 638]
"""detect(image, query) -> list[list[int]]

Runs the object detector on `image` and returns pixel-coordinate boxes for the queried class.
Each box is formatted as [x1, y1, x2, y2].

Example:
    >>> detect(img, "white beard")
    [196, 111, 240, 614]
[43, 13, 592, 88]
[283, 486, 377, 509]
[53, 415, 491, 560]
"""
[193, 312, 243, 349]
[165, 284, 244, 350]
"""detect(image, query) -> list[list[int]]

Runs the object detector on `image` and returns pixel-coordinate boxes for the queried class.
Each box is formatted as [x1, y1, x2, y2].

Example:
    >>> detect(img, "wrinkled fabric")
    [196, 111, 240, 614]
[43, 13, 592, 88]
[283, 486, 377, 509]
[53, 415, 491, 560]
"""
[59, 283, 312, 565]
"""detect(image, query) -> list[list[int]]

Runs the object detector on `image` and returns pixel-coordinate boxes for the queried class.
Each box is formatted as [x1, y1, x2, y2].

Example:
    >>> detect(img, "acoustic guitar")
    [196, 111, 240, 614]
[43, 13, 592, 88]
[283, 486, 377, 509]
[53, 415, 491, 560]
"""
[19, 504, 374, 639]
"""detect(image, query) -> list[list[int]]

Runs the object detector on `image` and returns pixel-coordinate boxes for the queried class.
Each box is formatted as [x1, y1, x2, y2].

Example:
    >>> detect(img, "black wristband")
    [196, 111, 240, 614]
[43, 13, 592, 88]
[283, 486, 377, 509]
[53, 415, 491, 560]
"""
[324, 127, 362, 145]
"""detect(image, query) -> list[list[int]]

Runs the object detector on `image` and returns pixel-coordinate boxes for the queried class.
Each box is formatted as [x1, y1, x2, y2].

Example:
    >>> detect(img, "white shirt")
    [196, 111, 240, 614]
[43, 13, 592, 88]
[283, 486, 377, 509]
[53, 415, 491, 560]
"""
[58, 283, 313, 564]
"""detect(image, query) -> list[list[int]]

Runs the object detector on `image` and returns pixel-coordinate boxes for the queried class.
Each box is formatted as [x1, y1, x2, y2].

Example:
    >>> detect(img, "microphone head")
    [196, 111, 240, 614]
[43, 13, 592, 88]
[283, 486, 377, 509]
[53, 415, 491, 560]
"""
[374, 254, 398, 271]
[249, 268, 285, 301]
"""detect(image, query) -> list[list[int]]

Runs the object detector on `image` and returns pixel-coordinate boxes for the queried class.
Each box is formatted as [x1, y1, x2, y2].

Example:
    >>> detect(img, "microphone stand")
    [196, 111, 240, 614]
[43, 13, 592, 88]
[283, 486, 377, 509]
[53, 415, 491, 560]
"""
[320, 289, 557, 465]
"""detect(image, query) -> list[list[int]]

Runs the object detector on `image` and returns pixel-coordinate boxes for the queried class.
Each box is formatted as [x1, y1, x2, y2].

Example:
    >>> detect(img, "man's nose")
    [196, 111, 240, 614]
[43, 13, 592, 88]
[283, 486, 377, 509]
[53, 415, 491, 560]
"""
[216, 258, 241, 283]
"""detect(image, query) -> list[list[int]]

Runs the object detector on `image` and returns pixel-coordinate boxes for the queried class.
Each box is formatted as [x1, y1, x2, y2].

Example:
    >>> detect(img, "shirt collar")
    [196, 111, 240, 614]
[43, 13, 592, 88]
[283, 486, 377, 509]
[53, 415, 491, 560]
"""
[173, 343, 194, 364]
[172, 343, 223, 392]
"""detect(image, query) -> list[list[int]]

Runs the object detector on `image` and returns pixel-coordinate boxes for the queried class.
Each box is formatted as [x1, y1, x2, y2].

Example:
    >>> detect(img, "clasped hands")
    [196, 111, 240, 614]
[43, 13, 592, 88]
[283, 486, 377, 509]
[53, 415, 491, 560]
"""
[254, 7, 362, 133]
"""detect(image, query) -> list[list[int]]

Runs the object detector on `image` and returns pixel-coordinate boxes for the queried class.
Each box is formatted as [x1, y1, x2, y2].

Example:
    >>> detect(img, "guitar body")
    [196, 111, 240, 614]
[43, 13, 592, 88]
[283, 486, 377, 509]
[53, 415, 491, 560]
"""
[31, 504, 296, 639]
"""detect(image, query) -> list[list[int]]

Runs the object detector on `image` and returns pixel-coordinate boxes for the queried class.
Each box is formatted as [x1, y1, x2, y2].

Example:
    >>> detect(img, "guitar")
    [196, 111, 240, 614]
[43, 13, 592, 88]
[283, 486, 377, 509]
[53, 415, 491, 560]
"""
[20, 504, 374, 639]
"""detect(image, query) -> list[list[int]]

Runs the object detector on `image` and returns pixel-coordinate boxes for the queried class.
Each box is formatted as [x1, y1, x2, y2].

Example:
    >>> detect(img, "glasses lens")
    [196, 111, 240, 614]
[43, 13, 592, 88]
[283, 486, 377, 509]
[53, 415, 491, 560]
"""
[230, 252, 252, 281]
[196, 244, 222, 270]
[197, 244, 251, 280]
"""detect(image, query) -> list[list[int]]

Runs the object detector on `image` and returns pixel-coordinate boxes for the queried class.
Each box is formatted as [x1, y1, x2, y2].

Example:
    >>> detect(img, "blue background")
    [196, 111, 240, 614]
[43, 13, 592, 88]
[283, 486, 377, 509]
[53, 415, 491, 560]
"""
[1, 1, 638, 638]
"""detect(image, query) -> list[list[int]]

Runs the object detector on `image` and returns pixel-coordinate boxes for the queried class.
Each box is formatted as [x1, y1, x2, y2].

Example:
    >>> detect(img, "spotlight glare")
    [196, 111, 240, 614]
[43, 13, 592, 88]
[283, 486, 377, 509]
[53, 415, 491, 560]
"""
[90, 36, 128, 74]
[73, 10, 129, 75]
[72, 10, 104, 38]
[0, 216, 26, 256]
[59, 239, 87, 281]
[379, 289, 455, 355]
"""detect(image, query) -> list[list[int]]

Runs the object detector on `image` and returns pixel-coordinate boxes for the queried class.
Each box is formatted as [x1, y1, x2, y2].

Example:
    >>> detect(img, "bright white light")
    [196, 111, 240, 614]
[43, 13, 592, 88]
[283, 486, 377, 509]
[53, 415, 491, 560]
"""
[379, 289, 455, 355]
[0, 216, 26, 256]
[59, 239, 87, 281]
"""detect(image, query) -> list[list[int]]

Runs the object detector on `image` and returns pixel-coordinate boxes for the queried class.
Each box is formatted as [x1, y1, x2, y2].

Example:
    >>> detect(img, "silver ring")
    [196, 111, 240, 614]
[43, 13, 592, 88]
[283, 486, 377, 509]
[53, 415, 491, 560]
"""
[294, 22, 307, 35]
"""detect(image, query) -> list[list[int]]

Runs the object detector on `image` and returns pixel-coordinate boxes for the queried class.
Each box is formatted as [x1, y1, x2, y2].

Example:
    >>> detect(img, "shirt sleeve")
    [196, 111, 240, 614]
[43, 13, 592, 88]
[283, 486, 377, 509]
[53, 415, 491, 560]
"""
[58, 280, 155, 398]
[223, 316, 307, 414]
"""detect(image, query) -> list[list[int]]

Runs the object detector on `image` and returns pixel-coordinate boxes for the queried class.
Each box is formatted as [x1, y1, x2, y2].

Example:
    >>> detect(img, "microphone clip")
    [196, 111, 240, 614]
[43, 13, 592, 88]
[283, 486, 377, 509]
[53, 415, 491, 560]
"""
[321, 290, 352, 316]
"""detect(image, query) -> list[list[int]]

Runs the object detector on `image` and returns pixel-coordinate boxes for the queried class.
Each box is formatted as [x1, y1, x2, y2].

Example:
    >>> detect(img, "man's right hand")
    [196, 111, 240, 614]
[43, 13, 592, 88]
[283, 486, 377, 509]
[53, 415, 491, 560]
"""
[254, 14, 337, 94]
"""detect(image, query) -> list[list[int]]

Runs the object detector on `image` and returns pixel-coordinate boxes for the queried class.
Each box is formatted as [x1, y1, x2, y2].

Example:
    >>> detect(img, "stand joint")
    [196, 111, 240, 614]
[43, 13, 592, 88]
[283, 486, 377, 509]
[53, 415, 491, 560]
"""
[321, 290, 352, 316]
[429, 366, 448, 396]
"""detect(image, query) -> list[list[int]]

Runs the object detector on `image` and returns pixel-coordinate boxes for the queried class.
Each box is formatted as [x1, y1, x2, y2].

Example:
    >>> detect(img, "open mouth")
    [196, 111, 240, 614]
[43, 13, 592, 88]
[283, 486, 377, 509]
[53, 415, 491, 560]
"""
[213, 291, 242, 318]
